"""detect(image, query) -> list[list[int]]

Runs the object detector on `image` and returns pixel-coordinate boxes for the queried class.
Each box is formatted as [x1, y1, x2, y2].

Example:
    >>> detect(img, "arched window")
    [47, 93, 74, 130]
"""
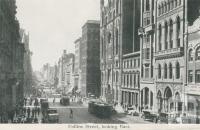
[113, 72, 115, 82]
[146, 0, 150, 11]
[116, 28, 118, 54]
[116, 71, 119, 83]
[176, 62, 180, 79]
[179, 0, 181, 6]
[189, 49, 193, 61]
[169, 19, 173, 48]
[196, 46, 200, 60]
[164, 63, 168, 79]
[165, 2, 167, 12]
[171, 0, 174, 9]
[176, 16, 181, 47]
[108, 32, 111, 43]
[174, 0, 178, 7]
[169, 63, 173, 79]
[168, 1, 171, 10]
[161, 3, 164, 14]
[165, 22, 168, 49]
[158, 5, 161, 16]
[127, 74, 129, 87]
[116, 0, 119, 14]
[130, 74, 132, 86]
[158, 24, 162, 51]
[158, 64, 162, 79]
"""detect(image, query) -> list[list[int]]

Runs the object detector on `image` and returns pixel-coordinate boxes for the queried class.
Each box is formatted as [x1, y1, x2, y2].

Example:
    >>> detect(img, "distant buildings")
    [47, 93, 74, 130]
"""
[56, 50, 75, 94]
[20, 29, 33, 97]
[80, 20, 101, 97]
[74, 38, 81, 93]
[0, 0, 25, 122]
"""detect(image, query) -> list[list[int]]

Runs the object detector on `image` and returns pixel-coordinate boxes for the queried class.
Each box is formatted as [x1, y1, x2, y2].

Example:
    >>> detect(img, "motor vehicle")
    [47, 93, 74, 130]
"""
[157, 112, 177, 124]
[142, 110, 158, 122]
[60, 97, 70, 106]
[127, 107, 139, 116]
[47, 108, 59, 123]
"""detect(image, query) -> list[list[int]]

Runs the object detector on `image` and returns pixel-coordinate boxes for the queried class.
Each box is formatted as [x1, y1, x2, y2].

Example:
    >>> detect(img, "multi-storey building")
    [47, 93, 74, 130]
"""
[154, 0, 187, 115]
[139, 0, 156, 112]
[121, 52, 140, 110]
[185, 2, 200, 121]
[74, 37, 81, 93]
[0, 0, 25, 122]
[139, 0, 200, 118]
[64, 54, 75, 94]
[80, 20, 100, 97]
[100, 0, 141, 105]
[57, 50, 74, 94]
[20, 29, 33, 97]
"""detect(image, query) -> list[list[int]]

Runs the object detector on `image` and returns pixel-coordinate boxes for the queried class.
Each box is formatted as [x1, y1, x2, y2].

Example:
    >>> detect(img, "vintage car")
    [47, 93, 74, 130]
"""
[60, 97, 70, 106]
[127, 107, 139, 116]
[47, 108, 59, 123]
[142, 110, 158, 122]
[88, 101, 112, 118]
[158, 112, 177, 124]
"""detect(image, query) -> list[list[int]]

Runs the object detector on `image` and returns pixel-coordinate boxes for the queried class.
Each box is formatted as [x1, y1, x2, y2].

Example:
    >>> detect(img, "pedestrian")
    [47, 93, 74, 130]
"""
[53, 98, 55, 104]
[27, 107, 30, 118]
[37, 107, 40, 116]
[31, 108, 34, 117]
[69, 108, 73, 118]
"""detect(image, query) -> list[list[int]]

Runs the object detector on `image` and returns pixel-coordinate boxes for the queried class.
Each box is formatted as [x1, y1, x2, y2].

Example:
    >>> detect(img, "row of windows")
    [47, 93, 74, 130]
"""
[158, 0, 182, 16]
[188, 70, 200, 83]
[157, 62, 180, 79]
[123, 73, 140, 88]
[101, 0, 120, 26]
[158, 16, 181, 51]
[101, 71, 119, 83]
[123, 58, 140, 69]
[188, 47, 200, 61]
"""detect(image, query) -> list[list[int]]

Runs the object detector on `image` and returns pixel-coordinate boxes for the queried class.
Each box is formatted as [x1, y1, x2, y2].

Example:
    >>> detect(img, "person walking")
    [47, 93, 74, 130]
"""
[53, 98, 55, 104]
[27, 107, 30, 118]
[37, 107, 40, 116]
[31, 108, 34, 118]
[69, 108, 73, 118]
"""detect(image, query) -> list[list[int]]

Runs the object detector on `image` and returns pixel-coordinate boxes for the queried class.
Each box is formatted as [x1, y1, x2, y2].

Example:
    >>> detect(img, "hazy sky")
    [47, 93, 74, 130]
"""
[16, 0, 100, 71]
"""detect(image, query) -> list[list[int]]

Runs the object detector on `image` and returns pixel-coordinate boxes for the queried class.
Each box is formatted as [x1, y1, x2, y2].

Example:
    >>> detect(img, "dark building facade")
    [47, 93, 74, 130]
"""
[20, 29, 33, 97]
[100, 0, 141, 105]
[80, 20, 101, 97]
[0, 0, 25, 122]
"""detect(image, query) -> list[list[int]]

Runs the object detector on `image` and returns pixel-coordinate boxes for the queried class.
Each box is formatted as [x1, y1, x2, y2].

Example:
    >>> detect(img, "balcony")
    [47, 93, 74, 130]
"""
[155, 47, 184, 60]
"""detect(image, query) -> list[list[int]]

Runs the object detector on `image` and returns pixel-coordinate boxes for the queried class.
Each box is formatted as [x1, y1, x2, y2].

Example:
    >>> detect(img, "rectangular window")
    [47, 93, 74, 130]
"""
[145, 67, 149, 78]
[196, 70, 200, 83]
[146, 48, 150, 59]
[188, 102, 194, 111]
[188, 70, 193, 83]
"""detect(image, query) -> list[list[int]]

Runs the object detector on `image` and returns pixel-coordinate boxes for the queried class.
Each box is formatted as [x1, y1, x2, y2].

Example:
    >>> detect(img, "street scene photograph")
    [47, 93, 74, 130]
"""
[1, 0, 200, 126]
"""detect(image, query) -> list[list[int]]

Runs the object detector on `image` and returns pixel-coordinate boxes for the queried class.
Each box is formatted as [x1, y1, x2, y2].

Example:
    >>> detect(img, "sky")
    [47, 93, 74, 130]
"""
[16, 0, 100, 71]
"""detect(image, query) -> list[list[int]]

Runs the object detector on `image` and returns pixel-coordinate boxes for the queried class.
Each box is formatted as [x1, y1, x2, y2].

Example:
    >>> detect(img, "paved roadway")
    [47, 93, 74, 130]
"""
[47, 101, 152, 124]
[49, 102, 125, 124]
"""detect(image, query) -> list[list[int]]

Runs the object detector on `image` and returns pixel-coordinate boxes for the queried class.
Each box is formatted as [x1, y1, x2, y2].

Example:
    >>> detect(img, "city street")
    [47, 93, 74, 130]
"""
[46, 99, 152, 124]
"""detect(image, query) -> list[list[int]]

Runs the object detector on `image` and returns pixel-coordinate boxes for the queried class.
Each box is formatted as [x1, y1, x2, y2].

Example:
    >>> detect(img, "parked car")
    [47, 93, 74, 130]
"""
[60, 97, 70, 106]
[47, 108, 59, 123]
[127, 107, 139, 116]
[142, 110, 158, 122]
